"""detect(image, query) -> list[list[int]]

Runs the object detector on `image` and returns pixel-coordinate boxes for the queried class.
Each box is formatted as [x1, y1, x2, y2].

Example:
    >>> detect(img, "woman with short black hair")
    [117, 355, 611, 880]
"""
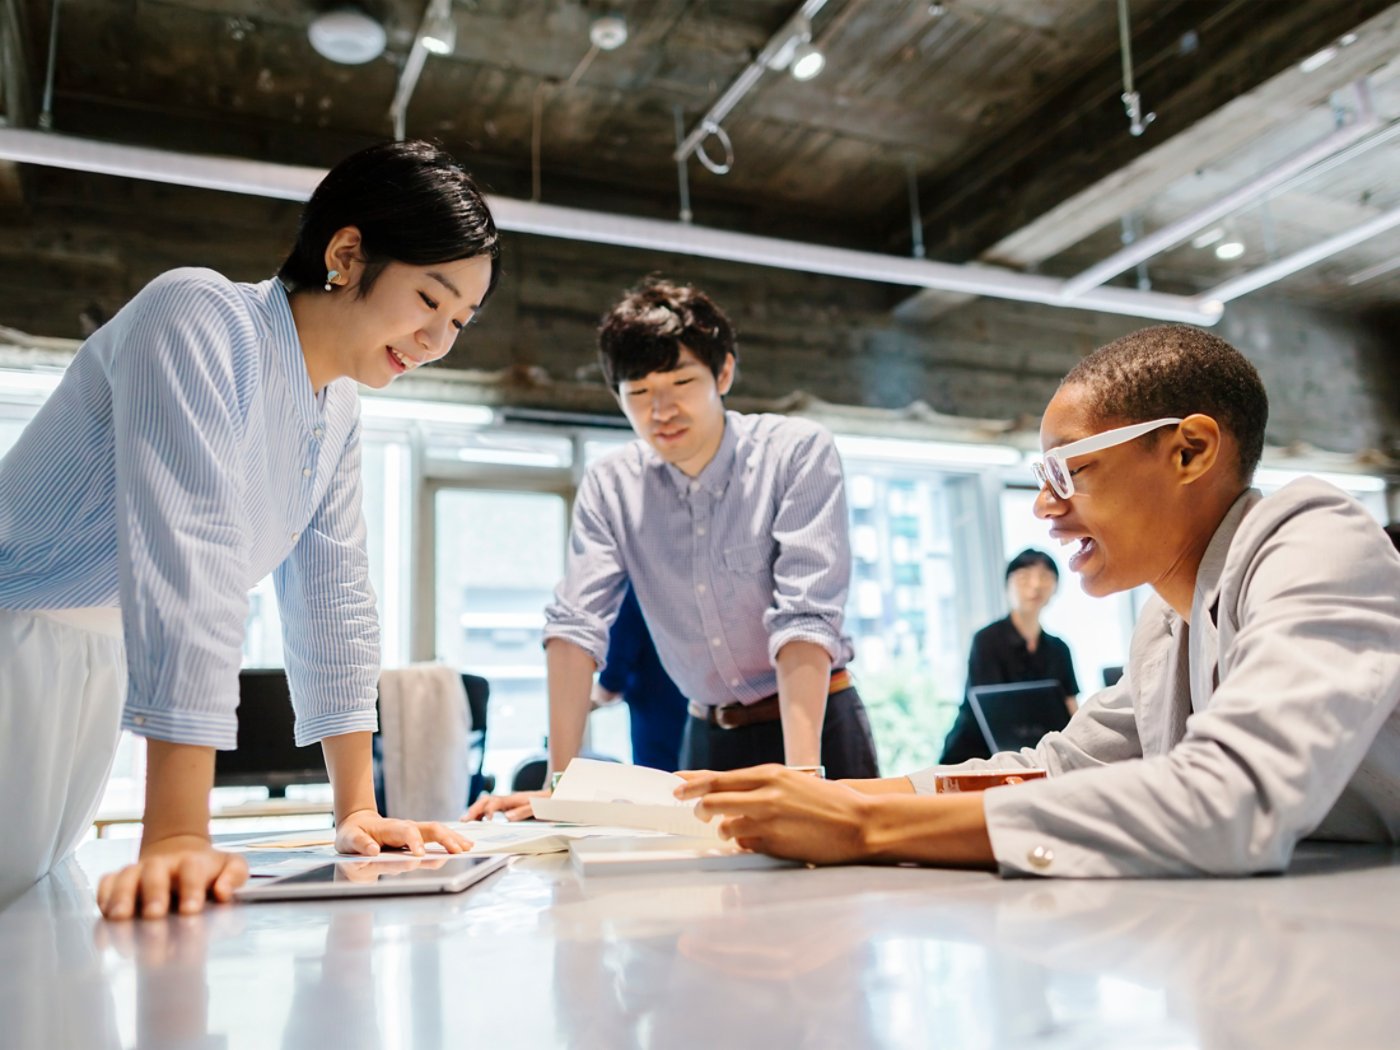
[0, 140, 499, 917]
[937, 548, 1079, 764]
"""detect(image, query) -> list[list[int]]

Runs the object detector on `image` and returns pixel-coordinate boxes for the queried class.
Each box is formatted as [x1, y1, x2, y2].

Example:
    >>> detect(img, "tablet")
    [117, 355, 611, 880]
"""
[234, 853, 509, 902]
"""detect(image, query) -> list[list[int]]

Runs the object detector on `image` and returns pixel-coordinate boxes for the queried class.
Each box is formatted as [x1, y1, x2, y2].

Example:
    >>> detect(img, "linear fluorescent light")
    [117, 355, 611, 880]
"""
[456, 448, 561, 467]
[0, 130, 1220, 325]
[360, 397, 493, 426]
[0, 368, 65, 396]
[836, 434, 1022, 467]
[1254, 467, 1387, 494]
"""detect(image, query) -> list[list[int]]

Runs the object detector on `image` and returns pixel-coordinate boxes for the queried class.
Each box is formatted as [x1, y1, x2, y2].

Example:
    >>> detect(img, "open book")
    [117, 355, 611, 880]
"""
[530, 759, 721, 838]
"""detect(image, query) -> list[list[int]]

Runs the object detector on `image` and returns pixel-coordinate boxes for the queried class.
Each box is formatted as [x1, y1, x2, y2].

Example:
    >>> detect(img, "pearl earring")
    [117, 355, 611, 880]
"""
[323, 269, 341, 292]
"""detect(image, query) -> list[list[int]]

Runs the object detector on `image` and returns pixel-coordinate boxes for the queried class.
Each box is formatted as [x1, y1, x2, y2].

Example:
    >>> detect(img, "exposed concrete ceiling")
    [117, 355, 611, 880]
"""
[2, 0, 1398, 341]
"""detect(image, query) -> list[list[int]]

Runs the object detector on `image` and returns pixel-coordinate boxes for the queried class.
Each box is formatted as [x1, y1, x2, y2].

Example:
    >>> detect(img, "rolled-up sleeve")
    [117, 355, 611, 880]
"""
[275, 414, 381, 747]
[112, 275, 256, 749]
[543, 470, 628, 669]
[763, 428, 853, 665]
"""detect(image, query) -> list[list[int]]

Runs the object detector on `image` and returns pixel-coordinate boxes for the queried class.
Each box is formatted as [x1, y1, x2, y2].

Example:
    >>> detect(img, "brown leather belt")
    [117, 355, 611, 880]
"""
[688, 670, 853, 730]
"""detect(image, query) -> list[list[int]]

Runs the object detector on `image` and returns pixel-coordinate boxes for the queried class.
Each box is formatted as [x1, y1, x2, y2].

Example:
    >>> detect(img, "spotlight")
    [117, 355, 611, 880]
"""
[1215, 241, 1245, 260]
[790, 41, 826, 81]
[422, 0, 456, 55]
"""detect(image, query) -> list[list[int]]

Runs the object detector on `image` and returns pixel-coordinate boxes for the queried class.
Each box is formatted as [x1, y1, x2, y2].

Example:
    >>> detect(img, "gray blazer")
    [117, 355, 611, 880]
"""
[909, 478, 1400, 876]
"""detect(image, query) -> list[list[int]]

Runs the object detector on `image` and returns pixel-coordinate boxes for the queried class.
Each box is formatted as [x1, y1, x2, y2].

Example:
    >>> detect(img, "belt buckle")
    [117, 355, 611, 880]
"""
[713, 703, 742, 730]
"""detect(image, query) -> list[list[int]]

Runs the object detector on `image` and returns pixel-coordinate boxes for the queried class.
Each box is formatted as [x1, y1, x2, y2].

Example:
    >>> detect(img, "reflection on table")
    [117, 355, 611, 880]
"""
[1, 839, 1397, 1049]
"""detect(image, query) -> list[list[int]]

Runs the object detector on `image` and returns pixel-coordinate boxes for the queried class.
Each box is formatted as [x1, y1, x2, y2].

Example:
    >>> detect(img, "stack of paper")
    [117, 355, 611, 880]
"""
[529, 759, 720, 838]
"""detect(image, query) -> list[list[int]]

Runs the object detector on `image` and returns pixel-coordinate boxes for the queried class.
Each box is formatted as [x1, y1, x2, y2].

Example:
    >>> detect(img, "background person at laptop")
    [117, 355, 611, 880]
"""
[939, 549, 1080, 764]
[467, 279, 879, 821]
[677, 324, 1400, 876]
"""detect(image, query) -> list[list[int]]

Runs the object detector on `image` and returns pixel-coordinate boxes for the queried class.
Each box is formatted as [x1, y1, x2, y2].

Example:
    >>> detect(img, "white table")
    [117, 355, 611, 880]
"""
[2, 838, 1397, 1049]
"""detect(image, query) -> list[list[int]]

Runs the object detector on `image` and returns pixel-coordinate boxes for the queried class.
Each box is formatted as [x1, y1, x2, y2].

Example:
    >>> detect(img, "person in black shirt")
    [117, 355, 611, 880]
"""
[938, 548, 1080, 764]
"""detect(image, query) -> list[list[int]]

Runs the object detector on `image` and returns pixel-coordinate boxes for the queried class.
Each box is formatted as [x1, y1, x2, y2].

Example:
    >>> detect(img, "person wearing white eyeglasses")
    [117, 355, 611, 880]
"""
[677, 324, 1400, 877]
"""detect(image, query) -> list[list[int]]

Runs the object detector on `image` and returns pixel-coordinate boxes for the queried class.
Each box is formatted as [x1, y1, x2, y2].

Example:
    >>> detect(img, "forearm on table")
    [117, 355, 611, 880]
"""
[841, 775, 916, 795]
[861, 791, 996, 868]
[547, 638, 598, 775]
[141, 739, 216, 845]
[775, 640, 831, 766]
[321, 731, 378, 823]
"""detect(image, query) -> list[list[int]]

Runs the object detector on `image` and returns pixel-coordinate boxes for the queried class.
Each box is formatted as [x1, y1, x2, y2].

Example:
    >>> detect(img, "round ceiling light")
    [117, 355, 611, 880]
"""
[308, 6, 387, 65]
[590, 15, 628, 51]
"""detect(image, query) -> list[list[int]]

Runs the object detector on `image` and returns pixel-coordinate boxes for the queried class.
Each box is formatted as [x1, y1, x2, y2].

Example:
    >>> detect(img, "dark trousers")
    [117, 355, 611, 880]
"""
[679, 686, 880, 780]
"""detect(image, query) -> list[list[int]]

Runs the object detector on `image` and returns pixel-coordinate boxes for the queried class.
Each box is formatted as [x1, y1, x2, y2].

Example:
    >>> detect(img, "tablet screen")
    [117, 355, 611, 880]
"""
[236, 853, 508, 900]
[275, 855, 495, 886]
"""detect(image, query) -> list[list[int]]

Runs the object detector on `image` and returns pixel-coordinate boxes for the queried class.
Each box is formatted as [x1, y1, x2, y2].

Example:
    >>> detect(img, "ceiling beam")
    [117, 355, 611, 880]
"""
[894, 0, 1397, 263]
[895, 0, 1400, 322]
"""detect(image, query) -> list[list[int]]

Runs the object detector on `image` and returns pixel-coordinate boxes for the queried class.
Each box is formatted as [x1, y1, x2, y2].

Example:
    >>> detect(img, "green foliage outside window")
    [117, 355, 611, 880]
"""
[857, 658, 959, 775]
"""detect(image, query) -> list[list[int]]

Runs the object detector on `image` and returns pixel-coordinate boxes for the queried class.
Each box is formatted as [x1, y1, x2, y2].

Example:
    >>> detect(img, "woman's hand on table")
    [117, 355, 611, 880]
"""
[96, 834, 249, 920]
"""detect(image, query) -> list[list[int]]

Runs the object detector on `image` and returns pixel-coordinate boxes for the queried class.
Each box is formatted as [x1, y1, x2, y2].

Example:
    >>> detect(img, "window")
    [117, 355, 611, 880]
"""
[839, 452, 997, 773]
[432, 487, 570, 787]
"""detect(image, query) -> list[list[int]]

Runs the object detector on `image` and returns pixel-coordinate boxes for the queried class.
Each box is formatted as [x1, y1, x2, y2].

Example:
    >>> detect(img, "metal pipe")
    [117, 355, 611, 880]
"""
[905, 158, 925, 259]
[38, 0, 59, 129]
[1061, 80, 1380, 299]
[0, 128, 1221, 325]
[673, 105, 693, 223]
[672, 0, 829, 164]
[389, 1, 442, 141]
[1202, 204, 1400, 304]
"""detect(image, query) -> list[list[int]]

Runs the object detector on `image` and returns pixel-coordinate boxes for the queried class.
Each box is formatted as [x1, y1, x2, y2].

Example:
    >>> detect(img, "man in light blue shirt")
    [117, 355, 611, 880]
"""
[469, 279, 878, 819]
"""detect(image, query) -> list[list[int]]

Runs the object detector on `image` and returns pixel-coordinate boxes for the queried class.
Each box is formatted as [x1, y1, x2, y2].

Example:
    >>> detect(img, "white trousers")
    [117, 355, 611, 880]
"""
[0, 608, 125, 910]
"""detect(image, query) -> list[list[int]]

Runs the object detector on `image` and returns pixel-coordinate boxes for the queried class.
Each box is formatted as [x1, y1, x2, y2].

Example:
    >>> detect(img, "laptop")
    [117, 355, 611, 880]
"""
[966, 679, 1072, 754]
[235, 853, 509, 902]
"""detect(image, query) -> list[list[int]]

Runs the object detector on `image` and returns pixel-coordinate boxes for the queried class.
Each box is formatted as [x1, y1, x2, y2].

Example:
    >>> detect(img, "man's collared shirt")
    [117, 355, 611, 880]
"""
[0, 268, 380, 749]
[544, 410, 854, 707]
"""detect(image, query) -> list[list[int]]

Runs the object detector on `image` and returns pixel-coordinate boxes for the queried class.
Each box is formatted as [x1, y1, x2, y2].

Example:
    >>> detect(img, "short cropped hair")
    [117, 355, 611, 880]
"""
[1006, 548, 1058, 582]
[597, 279, 736, 391]
[1062, 324, 1269, 481]
[279, 140, 500, 303]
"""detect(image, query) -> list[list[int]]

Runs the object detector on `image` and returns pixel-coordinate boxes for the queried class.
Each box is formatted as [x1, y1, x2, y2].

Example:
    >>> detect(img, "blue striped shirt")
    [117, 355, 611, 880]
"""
[0, 268, 379, 748]
[544, 411, 854, 706]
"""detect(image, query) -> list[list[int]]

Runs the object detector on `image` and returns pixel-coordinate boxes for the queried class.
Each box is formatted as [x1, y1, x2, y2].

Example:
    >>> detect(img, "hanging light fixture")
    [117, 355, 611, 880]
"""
[421, 0, 456, 56]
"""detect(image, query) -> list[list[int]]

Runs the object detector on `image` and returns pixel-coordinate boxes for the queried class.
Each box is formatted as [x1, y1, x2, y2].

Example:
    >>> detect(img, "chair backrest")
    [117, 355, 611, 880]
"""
[461, 673, 489, 734]
[966, 679, 1070, 753]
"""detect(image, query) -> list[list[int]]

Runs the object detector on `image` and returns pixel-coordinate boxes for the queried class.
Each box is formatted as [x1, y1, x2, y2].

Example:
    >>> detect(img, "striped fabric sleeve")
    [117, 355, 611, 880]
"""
[112, 273, 257, 749]
[542, 468, 629, 669]
[275, 412, 381, 747]
[764, 427, 853, 665]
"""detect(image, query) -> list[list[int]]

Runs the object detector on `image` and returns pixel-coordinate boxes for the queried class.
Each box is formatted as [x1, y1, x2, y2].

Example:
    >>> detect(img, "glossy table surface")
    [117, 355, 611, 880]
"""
[2, 838, 1398, 1049]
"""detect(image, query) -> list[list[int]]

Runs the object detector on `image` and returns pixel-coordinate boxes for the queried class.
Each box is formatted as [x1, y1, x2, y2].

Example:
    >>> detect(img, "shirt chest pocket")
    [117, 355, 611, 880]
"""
[721, 542, 772, 574]
[717, 542, 775, 607]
